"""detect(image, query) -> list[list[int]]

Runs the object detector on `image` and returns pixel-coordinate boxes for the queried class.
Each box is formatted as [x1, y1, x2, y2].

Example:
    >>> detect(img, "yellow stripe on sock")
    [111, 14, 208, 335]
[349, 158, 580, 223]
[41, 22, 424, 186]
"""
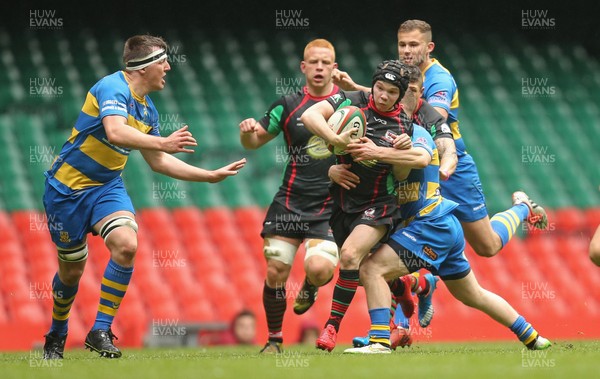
[53, 294, 76, 305]
[101, 277, 129, 292]
[370, 325, 390, 331]
[98, 304, 119, 317]
[53, 302, 73, 312]
[100, 290, 123, 304]
[52, 311, 71, 321]
[369, 337, 390, 345]
[524, 330, 539, 345]
[518, 325, 532, 338]
[506, 210, 522, 228]
[491, 215, 515, 240]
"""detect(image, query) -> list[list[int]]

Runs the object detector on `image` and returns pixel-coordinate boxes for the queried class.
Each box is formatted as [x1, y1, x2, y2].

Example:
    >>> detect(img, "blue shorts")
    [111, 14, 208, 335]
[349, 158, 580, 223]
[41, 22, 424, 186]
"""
[388, 213, 471, 280]
[42, 177, 135, 249]
[440, 153, 488, 222]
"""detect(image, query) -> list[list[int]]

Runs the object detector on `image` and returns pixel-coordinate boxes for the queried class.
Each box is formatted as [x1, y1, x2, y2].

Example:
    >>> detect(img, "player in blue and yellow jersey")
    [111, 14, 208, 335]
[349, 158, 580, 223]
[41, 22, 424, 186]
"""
[396, 19, 547, 257]
[42, 35, 246, 359]
[238, 39, 341, 353]
[341, 123, 552, 354]
[302, 60, 413, 352]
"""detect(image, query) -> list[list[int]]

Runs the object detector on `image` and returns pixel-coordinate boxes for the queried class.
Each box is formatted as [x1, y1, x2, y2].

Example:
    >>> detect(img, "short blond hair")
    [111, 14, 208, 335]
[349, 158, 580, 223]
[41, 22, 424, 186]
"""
[303, 38, 335, 61]
[398, 20, 432, 42]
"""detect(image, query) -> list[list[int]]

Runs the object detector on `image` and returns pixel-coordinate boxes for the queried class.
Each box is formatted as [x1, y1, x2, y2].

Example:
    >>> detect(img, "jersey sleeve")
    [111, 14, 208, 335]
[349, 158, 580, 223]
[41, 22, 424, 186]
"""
[96, 77, 129, 120]
[425, 72, 456, 114]
[417, 100, 453, 141]
[257, 97, 286, 136]
[326, 90, 368, 110]
[412, 125, 434, 157]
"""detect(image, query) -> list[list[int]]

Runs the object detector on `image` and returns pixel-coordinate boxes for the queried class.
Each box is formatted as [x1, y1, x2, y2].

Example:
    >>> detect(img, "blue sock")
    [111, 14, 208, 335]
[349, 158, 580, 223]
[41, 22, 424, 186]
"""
[510, 315, 539, 346]
[49, 273, 79, 337]
[490, 204, 529, 247]
[92, 259, 133, 331]
[368, 308, 391, 347]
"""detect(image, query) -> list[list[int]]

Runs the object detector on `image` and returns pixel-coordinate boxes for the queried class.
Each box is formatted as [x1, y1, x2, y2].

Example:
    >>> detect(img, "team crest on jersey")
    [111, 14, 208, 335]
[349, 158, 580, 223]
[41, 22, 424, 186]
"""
[362, 207, 376, 220]
[59, 231, 71, 243]
[415, 137, 428, 146]
[306, 135, 332, 160]
[382, 130, 398, 144]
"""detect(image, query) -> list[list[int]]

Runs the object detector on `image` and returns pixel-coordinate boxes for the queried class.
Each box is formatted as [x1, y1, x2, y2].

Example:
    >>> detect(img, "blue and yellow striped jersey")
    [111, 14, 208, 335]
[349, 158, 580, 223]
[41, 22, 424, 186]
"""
[422, 59, 466, 156]
[397, 124, 457, 221]
[45, 71, 160, 194]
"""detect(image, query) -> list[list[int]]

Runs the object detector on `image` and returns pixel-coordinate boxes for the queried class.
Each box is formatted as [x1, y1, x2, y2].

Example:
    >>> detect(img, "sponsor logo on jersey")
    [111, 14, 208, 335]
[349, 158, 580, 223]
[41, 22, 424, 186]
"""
[373, 116, 387, 125]
[306, 135, 332, 160]
[440, 123, 451, 134]
[401, 231, 416, 242]
[423, 245, 438, 260]
[330, 94, 342, 103]
[362, 207, 376, 220]
[415, 137, 428, 146]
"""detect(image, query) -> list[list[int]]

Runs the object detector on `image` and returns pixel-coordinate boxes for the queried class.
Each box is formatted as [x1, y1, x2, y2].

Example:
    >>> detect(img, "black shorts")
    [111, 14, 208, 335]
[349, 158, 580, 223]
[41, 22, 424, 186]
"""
[260, 201, 334, 241]
[329, 203, 400, 248]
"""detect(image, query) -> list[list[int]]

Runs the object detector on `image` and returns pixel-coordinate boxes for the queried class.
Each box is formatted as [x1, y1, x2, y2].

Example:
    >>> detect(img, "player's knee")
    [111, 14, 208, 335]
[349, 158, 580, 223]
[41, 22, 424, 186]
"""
[111, 239, 138, 265]
[339, 245, 363, 268]
[58, 266, 85, 286]
[305, 257, 334, 286]
[265, 258, 291, 285]
[304, 240, 338, 285]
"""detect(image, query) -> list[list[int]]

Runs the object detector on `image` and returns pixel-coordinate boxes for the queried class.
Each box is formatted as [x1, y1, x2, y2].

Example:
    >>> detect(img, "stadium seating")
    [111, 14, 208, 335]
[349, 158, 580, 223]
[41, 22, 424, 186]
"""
[0, 27, 599, 350]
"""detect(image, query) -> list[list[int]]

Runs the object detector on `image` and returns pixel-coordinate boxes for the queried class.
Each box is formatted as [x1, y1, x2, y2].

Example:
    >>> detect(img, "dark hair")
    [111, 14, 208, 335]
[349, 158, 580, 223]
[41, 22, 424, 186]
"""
[122, 35, 168, 66]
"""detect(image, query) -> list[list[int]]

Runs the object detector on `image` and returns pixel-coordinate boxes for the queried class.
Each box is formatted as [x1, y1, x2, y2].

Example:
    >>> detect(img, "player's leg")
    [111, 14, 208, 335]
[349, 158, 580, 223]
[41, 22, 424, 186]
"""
[316, 224, 386, 351]
[42, 182, 91, 359]
[345, 242, 418, 354]
[260, 235, 300, 352]
[84, 210, 137, 358]
[444, 271, 551, 350]
[85, 180, 138, 358]
[588, 225, 600, 266]
[293, 238, 338, 315]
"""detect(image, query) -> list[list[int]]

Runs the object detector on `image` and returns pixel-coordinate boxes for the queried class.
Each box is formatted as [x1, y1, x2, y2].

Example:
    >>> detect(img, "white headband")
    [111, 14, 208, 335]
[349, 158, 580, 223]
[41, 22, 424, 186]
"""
[126, 49, 167, 70]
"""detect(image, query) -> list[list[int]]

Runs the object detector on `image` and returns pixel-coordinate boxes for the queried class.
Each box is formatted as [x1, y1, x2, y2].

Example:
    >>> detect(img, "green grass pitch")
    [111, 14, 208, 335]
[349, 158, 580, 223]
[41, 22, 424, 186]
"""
[2, 340, 598, 379]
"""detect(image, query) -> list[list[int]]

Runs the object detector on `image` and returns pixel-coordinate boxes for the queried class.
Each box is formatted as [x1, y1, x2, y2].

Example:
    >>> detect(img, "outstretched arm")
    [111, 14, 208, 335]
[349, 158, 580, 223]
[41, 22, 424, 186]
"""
[332, 68, 371, 92]
[103, 115, 197, 153]
[140, 149, 246, 183]
[239, 118, 276, 150]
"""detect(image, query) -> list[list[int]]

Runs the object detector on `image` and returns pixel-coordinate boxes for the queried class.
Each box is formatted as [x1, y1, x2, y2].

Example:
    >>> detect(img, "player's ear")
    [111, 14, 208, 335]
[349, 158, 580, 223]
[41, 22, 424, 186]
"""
[300, 61, 306, 73]
[333, 62, 338, 69]
[428, 41, 435, 54]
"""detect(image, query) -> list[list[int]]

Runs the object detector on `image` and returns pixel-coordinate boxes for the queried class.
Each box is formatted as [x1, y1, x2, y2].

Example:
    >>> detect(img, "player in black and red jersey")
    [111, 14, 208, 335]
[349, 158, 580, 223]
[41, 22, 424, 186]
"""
[239, 39, 341, 353]
[301, 60, 413, 352]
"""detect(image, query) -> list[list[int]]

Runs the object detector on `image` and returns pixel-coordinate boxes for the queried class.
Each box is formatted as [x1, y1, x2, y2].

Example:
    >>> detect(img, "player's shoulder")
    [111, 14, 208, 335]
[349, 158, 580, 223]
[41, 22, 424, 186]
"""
[91, 71, 129, 94]
[425, 59, 455, 78]
[413, 124, 435, 146]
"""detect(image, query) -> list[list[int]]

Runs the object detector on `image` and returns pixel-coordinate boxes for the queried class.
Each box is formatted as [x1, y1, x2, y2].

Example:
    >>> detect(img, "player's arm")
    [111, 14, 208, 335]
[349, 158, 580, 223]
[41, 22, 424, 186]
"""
[103, 115, 197, 153]
[436, 137, 457, 180]
[301, 100, 355, 150]
[332, 69, 370, 92]
[239, 118, 276, 149]
[346, 137, 431, 168]
[140, 149, 246, 183]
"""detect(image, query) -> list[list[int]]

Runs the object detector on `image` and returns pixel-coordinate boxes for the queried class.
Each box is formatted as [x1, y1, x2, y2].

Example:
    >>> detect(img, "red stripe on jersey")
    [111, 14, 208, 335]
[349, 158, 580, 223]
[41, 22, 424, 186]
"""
[281, 94, 311, 209]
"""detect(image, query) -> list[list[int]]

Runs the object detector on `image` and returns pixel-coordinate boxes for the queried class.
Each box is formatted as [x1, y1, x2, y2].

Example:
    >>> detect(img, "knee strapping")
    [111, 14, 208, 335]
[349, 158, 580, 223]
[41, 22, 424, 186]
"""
[99, 216, 138, 242]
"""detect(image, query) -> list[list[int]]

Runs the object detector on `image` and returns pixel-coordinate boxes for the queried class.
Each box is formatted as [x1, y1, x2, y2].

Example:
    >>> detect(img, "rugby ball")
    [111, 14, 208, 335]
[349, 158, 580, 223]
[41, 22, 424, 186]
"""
[326, 105, 367, 154]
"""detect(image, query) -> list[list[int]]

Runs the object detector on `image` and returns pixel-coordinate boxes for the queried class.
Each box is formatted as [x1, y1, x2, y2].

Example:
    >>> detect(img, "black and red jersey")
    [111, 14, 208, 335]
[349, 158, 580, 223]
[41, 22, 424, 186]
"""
[258, 85, 340, 220]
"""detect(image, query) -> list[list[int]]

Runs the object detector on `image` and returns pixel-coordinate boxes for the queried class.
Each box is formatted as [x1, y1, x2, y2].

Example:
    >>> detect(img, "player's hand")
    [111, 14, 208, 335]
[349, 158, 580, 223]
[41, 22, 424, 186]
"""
[393, 133, 412, 150]
[328, 164, 360, 190]
[208, 158, 247, 183]
[346, 137, 381, 161]
[239, 118, 258, 134]
[332, 68, 358, 91]
[161, 125, 197, 153]
[332, 128, 360, 151]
